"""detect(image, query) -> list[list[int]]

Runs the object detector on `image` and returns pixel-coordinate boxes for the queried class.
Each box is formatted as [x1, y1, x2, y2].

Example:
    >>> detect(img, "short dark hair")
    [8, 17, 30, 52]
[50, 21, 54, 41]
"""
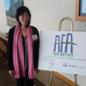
[16, 6, 31, 27]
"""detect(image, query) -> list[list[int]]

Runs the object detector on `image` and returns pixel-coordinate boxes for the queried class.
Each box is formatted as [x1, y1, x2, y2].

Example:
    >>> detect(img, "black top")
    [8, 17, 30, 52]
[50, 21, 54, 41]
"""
[7, 26, 40, 71]
[22, 35, 28, 70]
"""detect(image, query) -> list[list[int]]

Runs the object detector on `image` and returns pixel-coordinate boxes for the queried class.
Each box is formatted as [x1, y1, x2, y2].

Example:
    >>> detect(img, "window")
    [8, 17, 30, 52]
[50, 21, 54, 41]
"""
[75, 0, 86, 21]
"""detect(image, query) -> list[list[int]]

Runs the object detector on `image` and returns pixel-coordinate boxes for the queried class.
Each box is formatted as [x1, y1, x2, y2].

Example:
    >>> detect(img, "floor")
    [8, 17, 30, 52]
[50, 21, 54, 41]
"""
[0, 56, 16, 86]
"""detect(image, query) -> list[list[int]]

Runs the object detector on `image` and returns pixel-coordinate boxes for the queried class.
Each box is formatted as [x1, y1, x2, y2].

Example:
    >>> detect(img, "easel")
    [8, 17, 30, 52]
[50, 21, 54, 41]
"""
[49, 17, 78, 86]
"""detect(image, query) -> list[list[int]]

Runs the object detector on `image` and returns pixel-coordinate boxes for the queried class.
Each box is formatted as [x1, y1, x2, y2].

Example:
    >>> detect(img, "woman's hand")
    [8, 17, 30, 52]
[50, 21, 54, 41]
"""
[8, 70, 14, 77]
[34, 69, 40, 77]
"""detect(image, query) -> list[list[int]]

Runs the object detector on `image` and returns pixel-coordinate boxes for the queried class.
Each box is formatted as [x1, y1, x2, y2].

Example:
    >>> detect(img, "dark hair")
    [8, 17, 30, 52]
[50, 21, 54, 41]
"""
[16, 6, 31, 27]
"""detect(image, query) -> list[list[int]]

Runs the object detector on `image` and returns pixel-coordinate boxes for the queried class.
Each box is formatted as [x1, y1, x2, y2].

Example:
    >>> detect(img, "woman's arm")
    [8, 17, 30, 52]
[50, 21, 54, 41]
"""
[7, 27, 15, 70]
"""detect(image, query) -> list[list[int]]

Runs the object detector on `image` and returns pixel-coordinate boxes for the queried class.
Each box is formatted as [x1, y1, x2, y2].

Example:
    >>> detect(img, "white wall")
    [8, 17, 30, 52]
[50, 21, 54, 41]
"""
[0, 0, 86, 85]
[0, 0, 8, 33]
[24, 0, 74, 31]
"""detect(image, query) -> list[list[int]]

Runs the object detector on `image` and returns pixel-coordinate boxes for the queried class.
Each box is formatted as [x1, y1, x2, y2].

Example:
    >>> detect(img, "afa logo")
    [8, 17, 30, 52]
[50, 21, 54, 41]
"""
[53, 33, 77, 56]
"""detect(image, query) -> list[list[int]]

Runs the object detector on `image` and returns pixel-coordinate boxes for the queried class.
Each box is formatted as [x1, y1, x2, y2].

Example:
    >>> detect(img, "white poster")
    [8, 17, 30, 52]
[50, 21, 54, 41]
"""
[38, 31, 86, 76]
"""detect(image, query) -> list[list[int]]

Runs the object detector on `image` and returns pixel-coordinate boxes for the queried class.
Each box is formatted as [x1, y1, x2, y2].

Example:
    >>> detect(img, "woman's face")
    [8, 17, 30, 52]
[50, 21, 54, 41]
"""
[19, 12, 30, 27]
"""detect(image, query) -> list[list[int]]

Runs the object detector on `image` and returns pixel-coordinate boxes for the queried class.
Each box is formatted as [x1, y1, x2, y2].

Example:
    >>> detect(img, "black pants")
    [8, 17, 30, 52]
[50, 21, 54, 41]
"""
[16, 78, 34, 86]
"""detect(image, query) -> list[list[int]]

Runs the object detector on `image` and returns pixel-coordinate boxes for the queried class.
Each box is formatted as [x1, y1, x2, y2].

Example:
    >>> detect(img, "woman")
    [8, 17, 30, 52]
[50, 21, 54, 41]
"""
[7, 6, 40, 86]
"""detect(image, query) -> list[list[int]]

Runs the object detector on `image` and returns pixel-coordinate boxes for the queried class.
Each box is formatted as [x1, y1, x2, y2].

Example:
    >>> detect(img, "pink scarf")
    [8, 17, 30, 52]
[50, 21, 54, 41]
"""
[13, 25, 34, 79]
